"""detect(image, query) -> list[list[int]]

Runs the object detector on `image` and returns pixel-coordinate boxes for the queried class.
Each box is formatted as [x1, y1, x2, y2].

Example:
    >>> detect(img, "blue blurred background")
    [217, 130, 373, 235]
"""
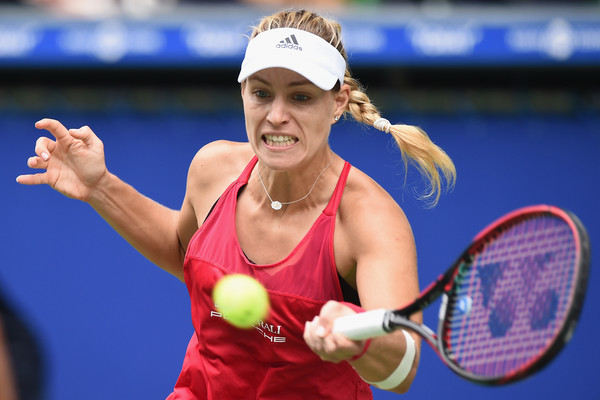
[1, 1, 599, 399]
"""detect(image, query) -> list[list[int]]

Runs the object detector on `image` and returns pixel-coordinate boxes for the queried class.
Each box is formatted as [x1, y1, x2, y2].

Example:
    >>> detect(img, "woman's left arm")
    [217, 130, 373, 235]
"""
[304, 176, 422, 394]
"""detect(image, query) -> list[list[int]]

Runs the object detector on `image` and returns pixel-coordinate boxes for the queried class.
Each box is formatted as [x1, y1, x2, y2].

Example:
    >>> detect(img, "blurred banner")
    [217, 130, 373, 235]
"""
[0, 5, 599, 68]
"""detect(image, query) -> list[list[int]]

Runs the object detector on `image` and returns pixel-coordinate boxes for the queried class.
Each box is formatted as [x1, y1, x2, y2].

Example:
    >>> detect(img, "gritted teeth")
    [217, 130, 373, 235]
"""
[263, 134, 298, 147]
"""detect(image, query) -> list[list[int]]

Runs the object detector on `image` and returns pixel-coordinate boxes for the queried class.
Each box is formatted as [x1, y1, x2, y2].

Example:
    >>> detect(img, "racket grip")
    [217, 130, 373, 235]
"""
[332, 309, 389, 340]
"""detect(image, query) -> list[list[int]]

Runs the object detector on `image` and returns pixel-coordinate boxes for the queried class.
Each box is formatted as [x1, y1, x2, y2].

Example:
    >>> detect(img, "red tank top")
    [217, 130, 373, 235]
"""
[167, 156, 372, 400]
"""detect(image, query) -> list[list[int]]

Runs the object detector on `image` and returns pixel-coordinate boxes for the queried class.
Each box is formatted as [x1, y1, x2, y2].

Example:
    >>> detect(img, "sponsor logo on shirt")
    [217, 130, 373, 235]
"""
[211, 306, 287, 343]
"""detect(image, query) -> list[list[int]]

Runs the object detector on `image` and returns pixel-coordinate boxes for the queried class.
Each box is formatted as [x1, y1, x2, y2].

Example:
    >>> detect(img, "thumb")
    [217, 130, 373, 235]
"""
[69, 126, 96, 146]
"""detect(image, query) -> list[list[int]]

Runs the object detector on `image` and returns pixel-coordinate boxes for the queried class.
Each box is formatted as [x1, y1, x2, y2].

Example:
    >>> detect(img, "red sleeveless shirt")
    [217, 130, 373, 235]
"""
[167, 156, 372, 400]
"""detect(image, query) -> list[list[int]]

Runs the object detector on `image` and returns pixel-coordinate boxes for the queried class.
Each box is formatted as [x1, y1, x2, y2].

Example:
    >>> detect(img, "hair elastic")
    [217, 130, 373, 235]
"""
[364, 330, 415, 390]
[373, 118, 392, 133]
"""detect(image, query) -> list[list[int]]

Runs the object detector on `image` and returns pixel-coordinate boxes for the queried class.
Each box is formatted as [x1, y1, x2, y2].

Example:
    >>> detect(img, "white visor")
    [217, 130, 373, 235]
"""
[238, 27, 346, 91]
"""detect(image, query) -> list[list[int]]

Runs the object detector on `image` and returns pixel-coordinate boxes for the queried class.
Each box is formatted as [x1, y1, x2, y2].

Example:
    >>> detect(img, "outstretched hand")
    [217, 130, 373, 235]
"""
[16, 118, 108, 202]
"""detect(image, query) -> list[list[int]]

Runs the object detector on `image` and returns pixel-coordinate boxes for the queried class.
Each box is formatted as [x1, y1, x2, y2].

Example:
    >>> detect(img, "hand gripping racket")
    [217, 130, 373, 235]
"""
[333, 205, 590, 385]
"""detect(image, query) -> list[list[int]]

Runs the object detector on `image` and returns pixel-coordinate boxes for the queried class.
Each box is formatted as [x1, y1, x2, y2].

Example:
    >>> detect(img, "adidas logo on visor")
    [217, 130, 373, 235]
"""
[276, 34, 302, 51]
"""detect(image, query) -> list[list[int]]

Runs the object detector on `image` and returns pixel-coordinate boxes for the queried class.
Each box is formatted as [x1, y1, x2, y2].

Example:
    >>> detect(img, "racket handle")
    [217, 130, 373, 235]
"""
[332, 309, 390, 340]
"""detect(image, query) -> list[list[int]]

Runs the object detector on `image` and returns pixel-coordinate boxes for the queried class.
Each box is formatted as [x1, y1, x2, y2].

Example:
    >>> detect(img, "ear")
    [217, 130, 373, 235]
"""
[333, 83, 350, 120]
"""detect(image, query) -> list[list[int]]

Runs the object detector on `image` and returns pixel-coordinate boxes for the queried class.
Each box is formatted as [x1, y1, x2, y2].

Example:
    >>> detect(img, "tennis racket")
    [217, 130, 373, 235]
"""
[333, 204, 590, 385]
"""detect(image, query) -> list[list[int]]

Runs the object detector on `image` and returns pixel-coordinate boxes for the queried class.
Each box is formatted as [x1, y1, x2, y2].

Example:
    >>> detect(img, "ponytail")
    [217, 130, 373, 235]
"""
[344, 75, 456, 206]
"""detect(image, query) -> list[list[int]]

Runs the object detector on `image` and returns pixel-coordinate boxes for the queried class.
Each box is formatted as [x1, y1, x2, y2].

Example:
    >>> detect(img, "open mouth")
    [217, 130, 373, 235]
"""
[263, 134, 298, 147]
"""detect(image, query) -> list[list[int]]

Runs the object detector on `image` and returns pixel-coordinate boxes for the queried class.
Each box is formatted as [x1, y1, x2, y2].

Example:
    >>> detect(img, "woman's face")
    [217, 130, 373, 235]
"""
[241, 67, 348, 172]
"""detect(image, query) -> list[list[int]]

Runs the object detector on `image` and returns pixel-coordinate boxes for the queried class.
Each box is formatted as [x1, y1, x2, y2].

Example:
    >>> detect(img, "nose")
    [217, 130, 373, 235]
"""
[266, 96, 289, 126]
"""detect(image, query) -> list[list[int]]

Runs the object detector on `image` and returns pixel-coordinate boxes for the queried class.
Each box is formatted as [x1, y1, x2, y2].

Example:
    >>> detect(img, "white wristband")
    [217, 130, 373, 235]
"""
[365, 330, 416, 390]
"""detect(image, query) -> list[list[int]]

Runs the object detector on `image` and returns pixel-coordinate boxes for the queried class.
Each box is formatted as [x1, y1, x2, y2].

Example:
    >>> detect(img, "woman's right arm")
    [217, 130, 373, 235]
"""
[17, 119, 192, 281]
[88, 171, 189, 281]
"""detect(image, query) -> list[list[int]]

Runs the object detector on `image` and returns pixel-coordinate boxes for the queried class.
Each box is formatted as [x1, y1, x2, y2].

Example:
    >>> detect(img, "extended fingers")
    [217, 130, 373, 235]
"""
[18, 141, 52, 184]
[16, 172, 49, 186]
[34, 119, 98, 151]
[30, 122, 96, 164]
[35, 118, 70, 140]
[17, 118, 87, 187]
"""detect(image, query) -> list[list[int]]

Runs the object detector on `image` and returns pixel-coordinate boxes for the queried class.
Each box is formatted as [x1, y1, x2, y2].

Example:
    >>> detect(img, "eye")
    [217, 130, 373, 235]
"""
[293, 94, 309, 101]
[253, 90, 269, 99]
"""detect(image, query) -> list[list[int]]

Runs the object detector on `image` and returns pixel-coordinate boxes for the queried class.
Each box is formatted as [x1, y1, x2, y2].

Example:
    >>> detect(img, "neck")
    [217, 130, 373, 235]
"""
[256, 152, 335, 210]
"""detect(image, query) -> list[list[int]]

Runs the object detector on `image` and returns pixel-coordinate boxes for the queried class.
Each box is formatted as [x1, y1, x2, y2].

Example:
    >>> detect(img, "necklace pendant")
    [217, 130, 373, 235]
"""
[271, 201, 283, 210]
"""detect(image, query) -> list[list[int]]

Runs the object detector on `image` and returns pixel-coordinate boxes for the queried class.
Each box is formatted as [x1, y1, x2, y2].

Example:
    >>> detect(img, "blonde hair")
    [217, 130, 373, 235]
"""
[251, 10, 456, 206]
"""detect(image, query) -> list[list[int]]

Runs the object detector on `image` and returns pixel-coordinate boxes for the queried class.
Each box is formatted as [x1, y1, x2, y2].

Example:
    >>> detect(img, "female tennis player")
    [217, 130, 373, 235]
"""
[17, 9, 455, 399]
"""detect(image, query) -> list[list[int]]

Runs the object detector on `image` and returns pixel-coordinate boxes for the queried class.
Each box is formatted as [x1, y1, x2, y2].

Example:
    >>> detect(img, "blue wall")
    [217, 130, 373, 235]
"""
[3, 110, 599, 399]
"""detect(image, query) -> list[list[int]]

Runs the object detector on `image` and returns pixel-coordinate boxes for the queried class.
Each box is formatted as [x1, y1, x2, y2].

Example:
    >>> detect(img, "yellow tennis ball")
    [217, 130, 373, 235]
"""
[212, 274, 270, 329]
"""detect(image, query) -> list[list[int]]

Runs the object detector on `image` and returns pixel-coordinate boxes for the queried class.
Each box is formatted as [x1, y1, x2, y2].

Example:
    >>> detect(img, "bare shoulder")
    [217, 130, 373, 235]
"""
[185, 140, 254, 215]
[335, 165, 415, 291]
[339, 166, 410, 230]
[188, 140, 254, 190]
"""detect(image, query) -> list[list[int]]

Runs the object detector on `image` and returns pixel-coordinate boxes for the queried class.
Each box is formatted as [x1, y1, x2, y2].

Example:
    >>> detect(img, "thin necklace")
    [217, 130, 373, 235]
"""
[257, 155, 335, 211]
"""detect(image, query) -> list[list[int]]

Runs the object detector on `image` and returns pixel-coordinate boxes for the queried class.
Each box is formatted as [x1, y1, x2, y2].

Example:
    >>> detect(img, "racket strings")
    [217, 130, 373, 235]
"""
[442, 214, 578, 378]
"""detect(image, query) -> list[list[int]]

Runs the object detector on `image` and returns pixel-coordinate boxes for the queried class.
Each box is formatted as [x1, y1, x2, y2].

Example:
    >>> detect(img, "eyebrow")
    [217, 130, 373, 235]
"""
[247, 75, 312, 88]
